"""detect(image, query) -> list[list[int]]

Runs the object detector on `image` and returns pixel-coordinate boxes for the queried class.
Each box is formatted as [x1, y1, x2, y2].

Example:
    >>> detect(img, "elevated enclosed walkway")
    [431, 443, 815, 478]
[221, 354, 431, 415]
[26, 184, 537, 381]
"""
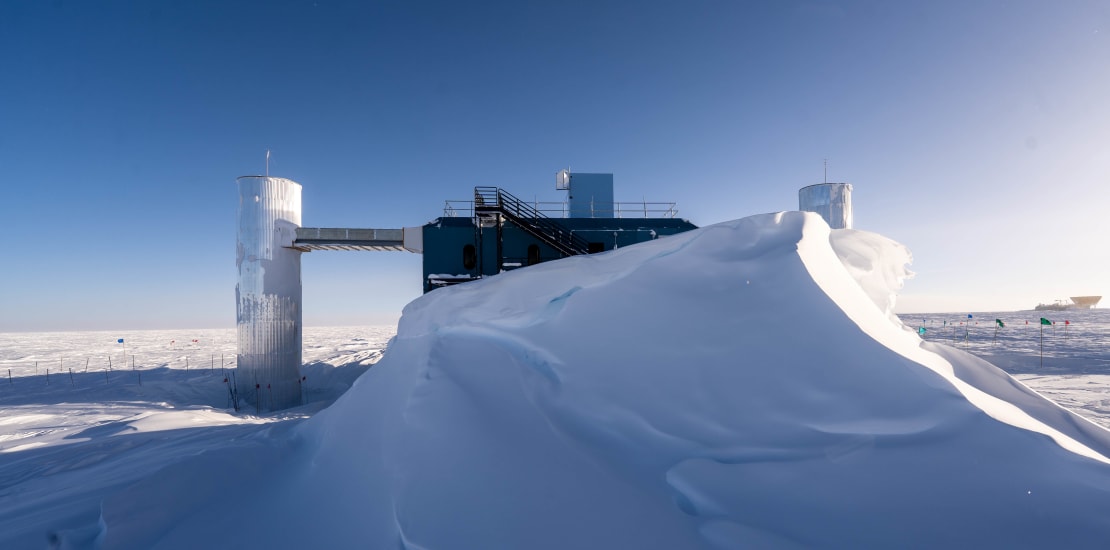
[292, 227, 422, 253]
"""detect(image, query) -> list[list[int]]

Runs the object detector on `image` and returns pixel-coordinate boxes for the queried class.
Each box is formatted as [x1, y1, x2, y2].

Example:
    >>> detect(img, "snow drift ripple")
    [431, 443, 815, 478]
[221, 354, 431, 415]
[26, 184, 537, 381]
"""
[92, 211, 1110, 549]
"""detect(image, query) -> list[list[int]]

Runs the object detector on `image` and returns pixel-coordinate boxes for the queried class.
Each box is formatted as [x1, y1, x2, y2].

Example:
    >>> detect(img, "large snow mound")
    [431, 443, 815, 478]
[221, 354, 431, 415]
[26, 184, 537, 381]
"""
[91, 212, 1110, 549]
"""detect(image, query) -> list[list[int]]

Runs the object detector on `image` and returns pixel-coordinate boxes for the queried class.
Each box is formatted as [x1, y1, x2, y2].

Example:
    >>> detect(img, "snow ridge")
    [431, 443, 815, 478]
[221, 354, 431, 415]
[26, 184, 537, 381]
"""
[83, 212, 1110, 548]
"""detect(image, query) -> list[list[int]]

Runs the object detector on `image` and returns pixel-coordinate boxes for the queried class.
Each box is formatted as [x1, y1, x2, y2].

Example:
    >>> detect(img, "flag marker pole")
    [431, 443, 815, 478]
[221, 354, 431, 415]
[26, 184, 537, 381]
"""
[1040, 320, 1045, 368]
[965, 314, 972, 348]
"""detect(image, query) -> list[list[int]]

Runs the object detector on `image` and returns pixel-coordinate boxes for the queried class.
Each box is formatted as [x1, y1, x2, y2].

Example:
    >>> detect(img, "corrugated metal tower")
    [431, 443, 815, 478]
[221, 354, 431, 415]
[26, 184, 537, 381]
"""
[236, 176, 303, 411]
[799, 183, 853, 229]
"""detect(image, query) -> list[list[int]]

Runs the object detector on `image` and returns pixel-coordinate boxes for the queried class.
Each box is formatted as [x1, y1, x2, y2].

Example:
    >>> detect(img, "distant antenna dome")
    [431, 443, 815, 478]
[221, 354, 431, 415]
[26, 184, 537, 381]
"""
[556, 169, 571, 190]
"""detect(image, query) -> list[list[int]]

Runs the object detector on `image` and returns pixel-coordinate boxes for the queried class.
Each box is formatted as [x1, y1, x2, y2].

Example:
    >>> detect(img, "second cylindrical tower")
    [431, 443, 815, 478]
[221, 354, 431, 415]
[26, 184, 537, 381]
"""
[236, 176, 303, 411]
[799, 182, 853, 229]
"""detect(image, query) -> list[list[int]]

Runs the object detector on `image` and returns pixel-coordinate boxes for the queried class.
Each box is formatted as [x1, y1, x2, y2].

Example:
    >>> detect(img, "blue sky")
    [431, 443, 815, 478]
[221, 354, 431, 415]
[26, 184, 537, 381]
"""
[2, 0, 1108, 331]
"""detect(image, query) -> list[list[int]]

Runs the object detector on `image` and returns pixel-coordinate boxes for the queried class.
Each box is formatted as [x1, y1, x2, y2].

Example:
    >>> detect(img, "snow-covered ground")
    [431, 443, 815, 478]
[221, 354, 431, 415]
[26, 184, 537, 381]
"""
[898, 309, 1110, 428]
[0, 326, 393, 549]
[4, 212, 1110, 548]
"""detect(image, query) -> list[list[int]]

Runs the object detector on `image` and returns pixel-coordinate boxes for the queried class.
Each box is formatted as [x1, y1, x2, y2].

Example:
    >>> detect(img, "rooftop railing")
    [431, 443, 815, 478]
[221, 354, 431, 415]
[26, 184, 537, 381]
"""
[443, 199, 679, 219]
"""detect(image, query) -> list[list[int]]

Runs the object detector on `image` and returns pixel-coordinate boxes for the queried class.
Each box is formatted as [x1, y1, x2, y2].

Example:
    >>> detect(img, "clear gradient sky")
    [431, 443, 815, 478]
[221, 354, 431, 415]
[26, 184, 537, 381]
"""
[2, 0, 1108, 332]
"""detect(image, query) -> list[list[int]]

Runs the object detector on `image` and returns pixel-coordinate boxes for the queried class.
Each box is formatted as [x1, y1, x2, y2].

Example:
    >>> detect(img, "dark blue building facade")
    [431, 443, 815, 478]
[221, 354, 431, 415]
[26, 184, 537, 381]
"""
[421, 176, 697, 292]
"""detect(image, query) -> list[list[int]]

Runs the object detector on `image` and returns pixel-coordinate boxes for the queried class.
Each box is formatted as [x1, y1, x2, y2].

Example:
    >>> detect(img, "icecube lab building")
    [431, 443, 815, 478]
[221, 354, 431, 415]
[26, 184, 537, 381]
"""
[237, 170, 852, 411]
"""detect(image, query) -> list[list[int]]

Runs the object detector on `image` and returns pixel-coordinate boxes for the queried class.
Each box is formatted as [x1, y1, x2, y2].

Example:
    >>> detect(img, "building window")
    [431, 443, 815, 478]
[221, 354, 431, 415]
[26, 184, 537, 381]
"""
[527, 244, 541, 266]
[588, 242, 605, 254]
[463, 244, 476, 270]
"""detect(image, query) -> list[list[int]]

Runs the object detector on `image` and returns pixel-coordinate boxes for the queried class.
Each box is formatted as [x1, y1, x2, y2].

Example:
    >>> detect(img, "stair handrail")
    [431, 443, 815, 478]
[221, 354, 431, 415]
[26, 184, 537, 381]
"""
[471, 186, 590, 256]
[495, 188, 591, 254]
[474, 186, 500, 210]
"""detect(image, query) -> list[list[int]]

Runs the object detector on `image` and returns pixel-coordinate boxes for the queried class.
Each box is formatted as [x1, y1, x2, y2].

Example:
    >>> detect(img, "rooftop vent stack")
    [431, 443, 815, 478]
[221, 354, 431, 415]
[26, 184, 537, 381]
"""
[799, 182, 853, 229]
[236, 176, 303, 411]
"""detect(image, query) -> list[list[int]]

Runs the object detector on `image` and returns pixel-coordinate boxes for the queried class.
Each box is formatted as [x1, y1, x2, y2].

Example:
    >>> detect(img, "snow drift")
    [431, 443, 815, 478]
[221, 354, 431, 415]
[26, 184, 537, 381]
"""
[89, 212, 1110, 549]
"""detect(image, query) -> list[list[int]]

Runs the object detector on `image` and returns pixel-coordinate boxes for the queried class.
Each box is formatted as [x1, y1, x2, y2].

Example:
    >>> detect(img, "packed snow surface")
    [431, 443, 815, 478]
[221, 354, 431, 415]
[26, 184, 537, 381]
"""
[0, 326, 393, 549]
[16, 212, 1110, 548]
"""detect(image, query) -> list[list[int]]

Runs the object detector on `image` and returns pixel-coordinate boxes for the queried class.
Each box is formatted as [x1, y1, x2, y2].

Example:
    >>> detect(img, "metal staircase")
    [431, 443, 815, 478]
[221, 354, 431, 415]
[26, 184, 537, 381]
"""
[473, 186, 591, 257]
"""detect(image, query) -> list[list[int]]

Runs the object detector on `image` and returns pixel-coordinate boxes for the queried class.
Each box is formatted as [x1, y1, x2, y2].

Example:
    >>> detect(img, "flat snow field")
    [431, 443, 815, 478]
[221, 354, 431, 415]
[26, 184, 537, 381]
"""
[900, 309, 1110, 428]
[1, 317, 1110, 547]
[0, 326, 394, 549]
[2, 315, 1109, 547]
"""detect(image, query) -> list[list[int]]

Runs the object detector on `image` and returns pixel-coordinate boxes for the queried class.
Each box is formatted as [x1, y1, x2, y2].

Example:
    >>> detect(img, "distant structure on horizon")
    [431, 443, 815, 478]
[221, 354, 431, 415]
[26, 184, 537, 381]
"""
[799, 182, 853, 229]
[1034, 296, 1102, 311]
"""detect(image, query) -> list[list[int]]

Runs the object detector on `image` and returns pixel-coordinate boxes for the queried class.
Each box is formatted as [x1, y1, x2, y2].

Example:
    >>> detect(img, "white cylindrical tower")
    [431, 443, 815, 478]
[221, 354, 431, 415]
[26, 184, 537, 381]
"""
[236, 176, 303, 411]
[799, 183, 853, 229]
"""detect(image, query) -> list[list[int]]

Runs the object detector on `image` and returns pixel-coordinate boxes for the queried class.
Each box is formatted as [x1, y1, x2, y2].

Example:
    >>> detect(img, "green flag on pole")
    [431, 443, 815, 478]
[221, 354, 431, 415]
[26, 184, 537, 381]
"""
[995, 319, 1004, 328]
[1040, 318, 1052, 325]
